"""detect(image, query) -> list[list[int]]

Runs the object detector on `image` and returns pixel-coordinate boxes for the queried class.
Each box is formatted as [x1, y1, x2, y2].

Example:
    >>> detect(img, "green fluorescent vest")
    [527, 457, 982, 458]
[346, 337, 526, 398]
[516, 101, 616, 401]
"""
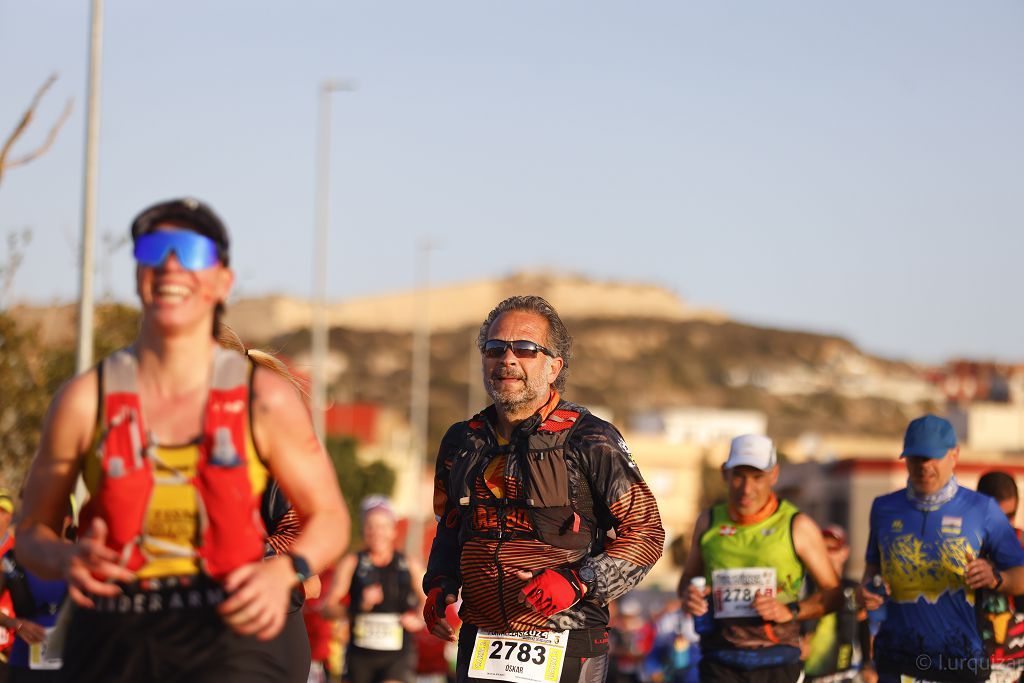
[700, 499, 804, 603]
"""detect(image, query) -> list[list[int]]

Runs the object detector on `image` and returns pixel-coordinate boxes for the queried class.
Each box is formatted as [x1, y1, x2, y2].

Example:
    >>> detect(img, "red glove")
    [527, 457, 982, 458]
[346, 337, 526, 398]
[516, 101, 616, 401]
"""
[423, 586, 450, 633]
[520, 569, 585, 617]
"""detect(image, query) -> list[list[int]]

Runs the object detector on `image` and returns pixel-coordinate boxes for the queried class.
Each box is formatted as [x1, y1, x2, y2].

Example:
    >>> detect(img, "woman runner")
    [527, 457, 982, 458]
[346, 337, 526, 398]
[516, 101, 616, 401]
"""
[327, 496, 425, 683]
[0, 496, 73, 682]
[15, 198, 349, 683]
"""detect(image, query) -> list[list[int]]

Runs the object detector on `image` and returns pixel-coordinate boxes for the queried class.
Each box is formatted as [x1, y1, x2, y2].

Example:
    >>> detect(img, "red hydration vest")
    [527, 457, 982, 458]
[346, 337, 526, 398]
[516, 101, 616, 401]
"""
[0, 533, 13, 654]
[79, 347, 267, 581]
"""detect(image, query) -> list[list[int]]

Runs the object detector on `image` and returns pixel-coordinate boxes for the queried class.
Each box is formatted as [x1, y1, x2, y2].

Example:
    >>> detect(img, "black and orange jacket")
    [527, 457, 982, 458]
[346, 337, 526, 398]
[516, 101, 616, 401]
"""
[423, 393, 664, 633]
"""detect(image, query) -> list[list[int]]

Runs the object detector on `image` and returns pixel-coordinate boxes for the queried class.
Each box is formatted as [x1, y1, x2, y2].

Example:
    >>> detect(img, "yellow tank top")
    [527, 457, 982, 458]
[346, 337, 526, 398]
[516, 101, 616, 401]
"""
[83, 416, 268, 578]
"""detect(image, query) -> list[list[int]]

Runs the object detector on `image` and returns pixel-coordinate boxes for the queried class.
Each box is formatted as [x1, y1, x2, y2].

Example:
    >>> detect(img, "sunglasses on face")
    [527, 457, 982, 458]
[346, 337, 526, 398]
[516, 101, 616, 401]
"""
[133, 230, 221, 271]
[482, 339, 555, 359]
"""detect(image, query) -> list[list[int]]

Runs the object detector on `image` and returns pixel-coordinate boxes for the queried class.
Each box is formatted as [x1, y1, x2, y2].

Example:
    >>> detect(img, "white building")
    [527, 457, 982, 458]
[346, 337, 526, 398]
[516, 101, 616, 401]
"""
[629, 407, 767, 445]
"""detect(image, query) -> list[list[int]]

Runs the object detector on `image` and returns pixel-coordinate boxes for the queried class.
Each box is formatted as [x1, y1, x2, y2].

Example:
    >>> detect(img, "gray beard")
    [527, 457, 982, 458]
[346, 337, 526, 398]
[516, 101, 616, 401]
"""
[486, 379, 539, 415]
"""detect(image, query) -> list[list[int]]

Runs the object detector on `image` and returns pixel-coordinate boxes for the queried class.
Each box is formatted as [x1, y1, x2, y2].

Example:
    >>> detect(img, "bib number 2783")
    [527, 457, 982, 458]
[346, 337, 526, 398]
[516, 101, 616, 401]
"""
[470, 629, 568, 682]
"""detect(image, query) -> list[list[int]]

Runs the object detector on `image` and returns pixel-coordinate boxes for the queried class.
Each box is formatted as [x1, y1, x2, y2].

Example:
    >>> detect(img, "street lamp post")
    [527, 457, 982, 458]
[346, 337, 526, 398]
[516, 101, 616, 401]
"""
[311, 79, 354, 443]
[408, 239, 436, 559]
[72, 0, 105, 517]
[75, 0, 104, 374]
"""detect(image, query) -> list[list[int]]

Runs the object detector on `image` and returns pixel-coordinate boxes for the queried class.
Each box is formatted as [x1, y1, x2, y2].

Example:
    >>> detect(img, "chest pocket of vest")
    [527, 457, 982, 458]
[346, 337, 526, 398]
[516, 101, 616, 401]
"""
[524, 451, 570, 508]
[524, 452, 594, 552]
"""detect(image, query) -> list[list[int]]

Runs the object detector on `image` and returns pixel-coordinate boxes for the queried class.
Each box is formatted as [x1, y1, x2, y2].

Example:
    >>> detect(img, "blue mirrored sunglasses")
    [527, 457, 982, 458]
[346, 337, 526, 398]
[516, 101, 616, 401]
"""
[133, 230, 221, 271]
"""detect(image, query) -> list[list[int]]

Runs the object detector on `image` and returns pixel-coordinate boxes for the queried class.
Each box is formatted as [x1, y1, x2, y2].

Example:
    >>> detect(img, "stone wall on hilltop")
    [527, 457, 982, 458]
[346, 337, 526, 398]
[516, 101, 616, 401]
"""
[224, 271, 724, 344]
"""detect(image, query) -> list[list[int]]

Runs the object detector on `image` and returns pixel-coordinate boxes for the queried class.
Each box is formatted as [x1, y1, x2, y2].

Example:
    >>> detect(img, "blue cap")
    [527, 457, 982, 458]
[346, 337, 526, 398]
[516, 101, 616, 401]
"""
[901, 414, 957, 459]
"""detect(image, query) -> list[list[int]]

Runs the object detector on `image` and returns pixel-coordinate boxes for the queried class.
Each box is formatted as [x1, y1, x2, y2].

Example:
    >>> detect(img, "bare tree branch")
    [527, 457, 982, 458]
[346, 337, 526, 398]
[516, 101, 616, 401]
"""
[0, 229, 32, 307]
[6, 100, 73, 170]
[0, 73, 74, 186]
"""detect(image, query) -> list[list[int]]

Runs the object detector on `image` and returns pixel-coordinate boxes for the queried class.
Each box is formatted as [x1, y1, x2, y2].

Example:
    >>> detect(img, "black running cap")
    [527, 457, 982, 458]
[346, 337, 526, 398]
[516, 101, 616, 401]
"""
[130, 197, 231, 265]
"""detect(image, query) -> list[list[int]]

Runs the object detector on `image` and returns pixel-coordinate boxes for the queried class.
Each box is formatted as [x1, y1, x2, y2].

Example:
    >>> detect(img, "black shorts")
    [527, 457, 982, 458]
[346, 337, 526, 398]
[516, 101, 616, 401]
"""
[58, 605, 310, 683]
[345, 641, 416, 683]
[699, 657, 803, 683]
[10, 668, 61, 683]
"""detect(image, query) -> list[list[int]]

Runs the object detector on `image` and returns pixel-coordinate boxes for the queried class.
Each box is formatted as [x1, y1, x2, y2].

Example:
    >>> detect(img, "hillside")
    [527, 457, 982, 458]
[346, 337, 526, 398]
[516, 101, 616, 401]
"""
[5, 273, 941, 446]
[267, 316, 939, 446]
[223, 271, 725, 340]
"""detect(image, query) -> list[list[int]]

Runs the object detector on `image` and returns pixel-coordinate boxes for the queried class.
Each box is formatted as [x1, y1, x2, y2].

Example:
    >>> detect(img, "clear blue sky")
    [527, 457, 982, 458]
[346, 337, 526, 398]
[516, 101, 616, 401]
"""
[1, 1, 1022, 363]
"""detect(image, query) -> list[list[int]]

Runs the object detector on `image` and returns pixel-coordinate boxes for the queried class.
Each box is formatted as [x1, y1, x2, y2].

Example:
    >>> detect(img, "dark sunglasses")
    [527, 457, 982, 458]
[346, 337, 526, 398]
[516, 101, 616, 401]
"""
[482, 339, 555, 359]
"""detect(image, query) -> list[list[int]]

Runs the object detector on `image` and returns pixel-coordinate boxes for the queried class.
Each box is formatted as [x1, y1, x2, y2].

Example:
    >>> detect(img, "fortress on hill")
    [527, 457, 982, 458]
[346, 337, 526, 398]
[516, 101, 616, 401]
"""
[224, 271, 724, 341]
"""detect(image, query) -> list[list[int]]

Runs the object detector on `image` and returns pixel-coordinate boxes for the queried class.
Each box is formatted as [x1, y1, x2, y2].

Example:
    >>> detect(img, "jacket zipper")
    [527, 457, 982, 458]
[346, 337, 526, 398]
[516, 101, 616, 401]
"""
[499, 444, 519, 630]
[490, 426, 512, 631]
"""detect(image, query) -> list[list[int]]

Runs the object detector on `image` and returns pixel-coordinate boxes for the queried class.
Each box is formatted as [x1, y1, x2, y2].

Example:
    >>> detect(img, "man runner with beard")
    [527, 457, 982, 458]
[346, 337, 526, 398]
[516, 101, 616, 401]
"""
[422, 295, 665, 683]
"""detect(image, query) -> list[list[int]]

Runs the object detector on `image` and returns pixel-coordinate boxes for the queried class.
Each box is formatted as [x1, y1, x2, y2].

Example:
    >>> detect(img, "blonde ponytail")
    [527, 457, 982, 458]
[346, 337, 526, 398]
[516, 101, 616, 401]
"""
[214, 310, 309, 397]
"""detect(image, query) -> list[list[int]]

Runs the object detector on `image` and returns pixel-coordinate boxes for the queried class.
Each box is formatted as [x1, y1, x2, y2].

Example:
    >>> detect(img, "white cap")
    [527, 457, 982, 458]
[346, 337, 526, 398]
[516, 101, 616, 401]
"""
[723, 434, 777, 471]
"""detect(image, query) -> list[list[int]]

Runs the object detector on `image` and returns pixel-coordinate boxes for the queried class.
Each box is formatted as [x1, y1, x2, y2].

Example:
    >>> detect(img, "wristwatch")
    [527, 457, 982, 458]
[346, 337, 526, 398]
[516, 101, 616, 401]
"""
[577, 564, 597, 593]
[786, 601, 801, 620]
[287, 552, 313, 583]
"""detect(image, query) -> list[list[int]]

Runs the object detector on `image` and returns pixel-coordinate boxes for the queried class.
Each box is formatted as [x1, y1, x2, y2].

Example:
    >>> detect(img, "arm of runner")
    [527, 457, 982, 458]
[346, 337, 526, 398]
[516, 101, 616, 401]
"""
[678, 510, 710, 616]
[16, 371, 136, 607]
[975, 496, 1024, 595]
[218, 365, 349, 641]
[859, 606, 877, 683]
[320, 553, 357, 620]
[859, 499, 886, 611]
[755, 513, 840, 623]
[0, 611, 46, 645]
[422, 426, 463, 641]
[859, 562, 885, 611]
[401, 556, 428, 632]
[264, 506, 321, 599]
[566, 419, 665, 607]
[0, 570, 42, 643]
[995, 566, 1024, 594]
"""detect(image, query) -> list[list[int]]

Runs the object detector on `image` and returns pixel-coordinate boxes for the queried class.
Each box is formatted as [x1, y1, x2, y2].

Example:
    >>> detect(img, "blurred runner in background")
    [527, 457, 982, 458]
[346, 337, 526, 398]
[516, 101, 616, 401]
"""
[862, 415, 1024, 683]
[976, 470, 1024, 683]
[0, 494, 72, 682]
[642, 599, 700, 683]
[681, 434, 841, 683]
[0, 493, 17, 682]
[801, 524, 873, 683]
[607, 598, 655, 683]
[305, 561, 341, 683]
[326, 496, 425, 683]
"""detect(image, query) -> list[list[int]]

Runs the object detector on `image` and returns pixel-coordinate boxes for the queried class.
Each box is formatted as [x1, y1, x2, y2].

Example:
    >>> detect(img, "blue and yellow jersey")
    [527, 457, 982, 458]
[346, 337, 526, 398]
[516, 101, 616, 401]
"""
[866, 487, 1024, 681]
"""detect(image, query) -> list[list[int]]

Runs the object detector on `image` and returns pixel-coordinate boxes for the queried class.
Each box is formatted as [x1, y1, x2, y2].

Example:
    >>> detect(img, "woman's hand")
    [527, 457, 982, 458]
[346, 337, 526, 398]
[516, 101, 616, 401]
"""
[218, 555, 295, 641]
[65, 518, 136, 608]
[361, 583, 384, 611]
[14, 619, 47, 645]
[400, 610, 425, 632]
